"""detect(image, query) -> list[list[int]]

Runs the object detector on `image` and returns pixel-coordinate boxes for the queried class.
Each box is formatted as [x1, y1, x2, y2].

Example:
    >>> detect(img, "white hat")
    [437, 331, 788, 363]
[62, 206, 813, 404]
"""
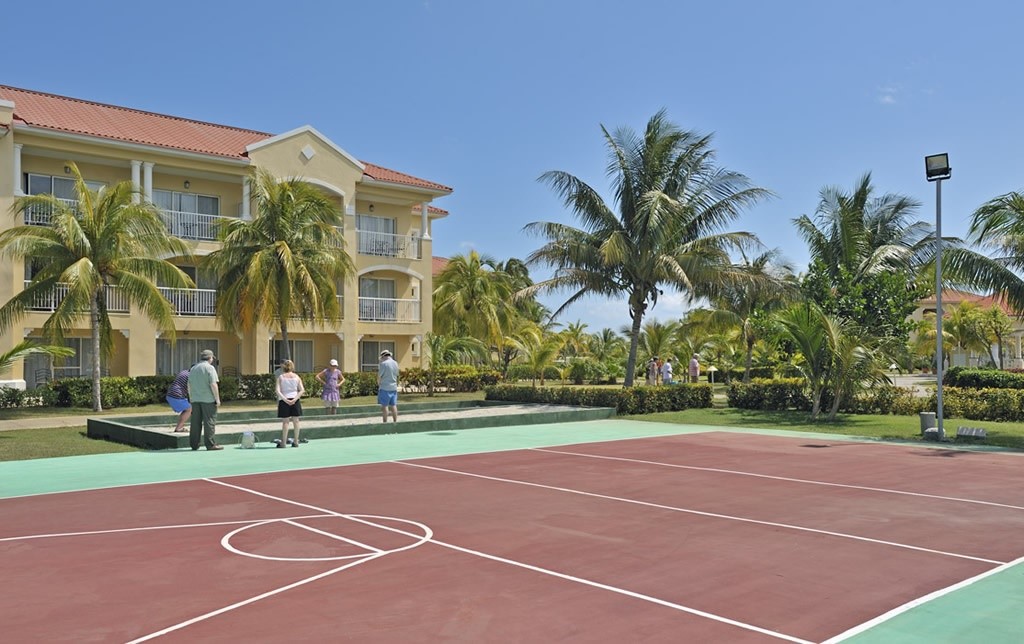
[329, 359, 338, 366]
[380, 350, 392, 357]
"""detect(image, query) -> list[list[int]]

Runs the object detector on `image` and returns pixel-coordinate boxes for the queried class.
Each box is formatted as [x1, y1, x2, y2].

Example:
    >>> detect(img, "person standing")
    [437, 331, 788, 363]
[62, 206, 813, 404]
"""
[377, 349, 399, 423]
[661, 357, 674, 385]
[315, 359, 345, 415]
[646, 357, 658, 386]
[166, 368, 191, 433]
[689, 353, 701, 384]
[188, 349, 221, 451]
[276, 359, 305, 447]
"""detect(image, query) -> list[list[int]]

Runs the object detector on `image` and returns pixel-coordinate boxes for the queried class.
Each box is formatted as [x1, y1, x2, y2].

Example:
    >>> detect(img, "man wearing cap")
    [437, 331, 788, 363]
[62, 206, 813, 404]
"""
[188, 349, 222, 450]
[315, 358, 345, 415]
[377, 349, 399, 423]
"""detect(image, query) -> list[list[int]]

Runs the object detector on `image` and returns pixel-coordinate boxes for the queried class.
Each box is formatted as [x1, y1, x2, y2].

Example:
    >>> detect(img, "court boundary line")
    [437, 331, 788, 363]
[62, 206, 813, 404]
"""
[821, 554, 1024, 643]
[4, 422, 1022, 502]
[533, 447, 1024, 511]
[395, 460, 1004, 565]
[198, 477, 814, 644]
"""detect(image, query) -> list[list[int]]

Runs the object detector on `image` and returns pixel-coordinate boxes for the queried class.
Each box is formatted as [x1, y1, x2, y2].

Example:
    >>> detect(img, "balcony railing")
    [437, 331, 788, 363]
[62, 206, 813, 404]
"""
[161, 210, 233, 242]
[357, 231, 421, 259]
[23, 198, 78, 226]
[159, 287, 217, 316]
[24, 281, 129, 313]
[358, 297, 421, 323]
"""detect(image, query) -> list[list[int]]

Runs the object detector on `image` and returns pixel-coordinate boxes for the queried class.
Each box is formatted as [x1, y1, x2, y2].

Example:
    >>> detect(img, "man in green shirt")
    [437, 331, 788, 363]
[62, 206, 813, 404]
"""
[188, 349, 222, 451]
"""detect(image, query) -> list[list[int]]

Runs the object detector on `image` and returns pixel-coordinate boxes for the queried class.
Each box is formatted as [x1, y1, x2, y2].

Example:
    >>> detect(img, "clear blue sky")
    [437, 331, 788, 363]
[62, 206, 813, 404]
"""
[5, 1, 1022, 331]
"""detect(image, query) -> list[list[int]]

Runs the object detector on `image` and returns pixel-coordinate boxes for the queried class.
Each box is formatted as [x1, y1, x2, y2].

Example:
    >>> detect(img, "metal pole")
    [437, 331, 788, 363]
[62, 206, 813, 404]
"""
[935, 179, 944, 440]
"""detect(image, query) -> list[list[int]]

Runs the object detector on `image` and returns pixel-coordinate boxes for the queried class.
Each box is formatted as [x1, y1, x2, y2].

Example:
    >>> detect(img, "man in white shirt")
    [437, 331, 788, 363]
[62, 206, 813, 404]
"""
[661, 358, 674, 385]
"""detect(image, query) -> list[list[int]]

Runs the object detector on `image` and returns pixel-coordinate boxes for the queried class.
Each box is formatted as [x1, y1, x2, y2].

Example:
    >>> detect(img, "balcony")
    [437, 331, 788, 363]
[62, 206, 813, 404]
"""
[357, 231, 422, 260]
[159, 287, 217, 317]
[24, 281, 129, 313]
[160, 210, 232, 242]
[23, 198, 78, 226]
[358, 297, 421, 323]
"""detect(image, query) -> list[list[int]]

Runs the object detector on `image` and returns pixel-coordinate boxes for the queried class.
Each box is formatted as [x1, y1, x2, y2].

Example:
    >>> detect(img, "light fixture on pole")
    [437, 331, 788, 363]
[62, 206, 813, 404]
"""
[925, 153, 951, 440]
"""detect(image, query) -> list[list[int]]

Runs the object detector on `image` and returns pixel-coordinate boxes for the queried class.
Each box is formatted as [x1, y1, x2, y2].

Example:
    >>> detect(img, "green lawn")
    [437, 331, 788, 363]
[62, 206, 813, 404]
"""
[628, 407, 1024, 450]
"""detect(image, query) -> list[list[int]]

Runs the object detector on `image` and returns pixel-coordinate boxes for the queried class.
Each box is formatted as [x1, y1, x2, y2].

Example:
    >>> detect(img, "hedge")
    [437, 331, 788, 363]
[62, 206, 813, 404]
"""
[484, 383, 713, 415]
[19, 366, 499, 410]
[943, 366, 1024, 390]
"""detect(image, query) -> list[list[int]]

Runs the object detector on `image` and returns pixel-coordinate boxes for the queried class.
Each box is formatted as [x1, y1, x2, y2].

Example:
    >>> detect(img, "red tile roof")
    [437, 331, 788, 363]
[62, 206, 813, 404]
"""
[0, 84, 451, 193]
[432, 256, 450, 277]
[919, 290, 1015, 315]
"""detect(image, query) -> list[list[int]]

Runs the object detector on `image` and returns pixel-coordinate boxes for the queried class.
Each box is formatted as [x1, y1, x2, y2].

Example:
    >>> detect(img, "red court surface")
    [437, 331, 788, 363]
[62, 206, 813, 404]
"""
[3, 431, 1024, 643]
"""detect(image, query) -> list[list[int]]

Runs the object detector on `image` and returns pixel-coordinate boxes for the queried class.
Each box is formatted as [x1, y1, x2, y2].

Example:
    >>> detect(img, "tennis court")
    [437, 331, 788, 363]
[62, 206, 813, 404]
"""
[2, 419, 1023, 642]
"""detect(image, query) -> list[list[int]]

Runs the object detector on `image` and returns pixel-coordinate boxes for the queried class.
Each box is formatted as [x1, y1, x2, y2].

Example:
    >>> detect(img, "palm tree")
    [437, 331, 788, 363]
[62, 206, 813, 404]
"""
[204, 169, 352, 363]
[962, 191, 1024, 312]
[524, 110, 769, 386]
[0, 340, 74, 374]
[433, 251, 515, 351]
[0, 163, 192, 410]
[509, 327, 563, 387]
[701, 249, 799, 382]
[423, 332, 488, 396]
[622, 318, 680, 364]
[776, 303, 838, 420]
[794, 173, 929, 283]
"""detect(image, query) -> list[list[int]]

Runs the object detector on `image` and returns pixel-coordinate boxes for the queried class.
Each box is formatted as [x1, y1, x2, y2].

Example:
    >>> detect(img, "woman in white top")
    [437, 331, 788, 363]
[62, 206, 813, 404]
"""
[275, 359, 305, 448]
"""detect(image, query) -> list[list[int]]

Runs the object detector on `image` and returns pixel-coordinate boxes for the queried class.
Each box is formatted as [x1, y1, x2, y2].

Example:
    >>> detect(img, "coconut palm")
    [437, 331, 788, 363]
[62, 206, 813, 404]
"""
[524, 110, 769, 386]
[423, 332, 488, 396]
[0, 340, 74, 374]
[962, 191, 1024, 312]
[776, 303, 839, 420]
[203, 169, 352, 363]
[509, 327, 563, 387]
[0, 163, 192, 410]
[700, 249, 800, 382]
[979, 305, 1014, 369]
[433, 251, 515, 350]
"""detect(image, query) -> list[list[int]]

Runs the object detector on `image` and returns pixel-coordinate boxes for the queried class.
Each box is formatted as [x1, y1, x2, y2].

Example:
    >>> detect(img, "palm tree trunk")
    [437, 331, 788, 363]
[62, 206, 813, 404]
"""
[280, 321, 290, 362]
[743, 338, 755, 384]
[624, 298, 645, 387]
[90, 296, 103, 412]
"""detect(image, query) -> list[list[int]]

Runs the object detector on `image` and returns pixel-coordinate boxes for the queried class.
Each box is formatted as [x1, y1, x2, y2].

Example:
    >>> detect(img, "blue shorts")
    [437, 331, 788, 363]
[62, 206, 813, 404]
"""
[377, 390, 398, 407]
[167, 396, 191, 413]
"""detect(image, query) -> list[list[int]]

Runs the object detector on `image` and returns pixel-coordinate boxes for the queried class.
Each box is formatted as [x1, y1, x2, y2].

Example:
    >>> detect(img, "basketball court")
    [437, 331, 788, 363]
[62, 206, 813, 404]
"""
[2, 419, 1023, 642]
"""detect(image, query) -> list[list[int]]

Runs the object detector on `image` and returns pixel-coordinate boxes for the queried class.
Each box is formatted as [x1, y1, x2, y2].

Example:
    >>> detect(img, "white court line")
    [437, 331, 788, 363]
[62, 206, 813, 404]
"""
[534, 447, 1024, 511]
[395, 461, 1004, 565]
[822, 554, 1024, 643]
[125, 553, 386, 643]
[282, 518, 384, 553]
[0, 515, 328, 542]
[203, 477, 812, 643]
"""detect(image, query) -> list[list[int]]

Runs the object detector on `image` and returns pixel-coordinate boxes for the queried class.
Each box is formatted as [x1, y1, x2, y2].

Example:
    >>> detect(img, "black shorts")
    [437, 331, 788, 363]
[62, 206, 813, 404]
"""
[277, 399, 303, 418]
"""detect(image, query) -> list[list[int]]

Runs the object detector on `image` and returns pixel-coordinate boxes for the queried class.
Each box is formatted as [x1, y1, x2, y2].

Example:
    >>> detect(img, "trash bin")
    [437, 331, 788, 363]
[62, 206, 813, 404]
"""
[919, 412, 937, 436]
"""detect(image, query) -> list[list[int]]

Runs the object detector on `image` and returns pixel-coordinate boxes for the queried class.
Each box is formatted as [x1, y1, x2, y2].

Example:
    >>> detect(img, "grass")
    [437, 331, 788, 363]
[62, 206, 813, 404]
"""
[0, 391, 486, 462]
[628, 407, 1024, 450]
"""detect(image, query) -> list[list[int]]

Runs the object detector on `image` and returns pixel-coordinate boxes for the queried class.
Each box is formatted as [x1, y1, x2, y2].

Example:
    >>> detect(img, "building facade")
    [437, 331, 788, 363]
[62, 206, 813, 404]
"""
[0, 85, 451, 388]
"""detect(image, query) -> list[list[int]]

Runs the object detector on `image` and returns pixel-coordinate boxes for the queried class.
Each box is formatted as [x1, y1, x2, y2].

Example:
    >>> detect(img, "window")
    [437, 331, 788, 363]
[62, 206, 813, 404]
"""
[153, 190, 220, 215]
[156, 339, 220, 375]
[360, 341, 395, 372]
[25, 173, 105, 199]
[359, 278, 396, 320]
[357, 215, 397, 255]
[270, 340, 313, 373]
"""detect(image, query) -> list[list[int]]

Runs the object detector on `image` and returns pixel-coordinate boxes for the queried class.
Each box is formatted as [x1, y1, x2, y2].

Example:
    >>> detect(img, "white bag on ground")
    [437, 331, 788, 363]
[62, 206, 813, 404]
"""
[240, 431, 256, 449]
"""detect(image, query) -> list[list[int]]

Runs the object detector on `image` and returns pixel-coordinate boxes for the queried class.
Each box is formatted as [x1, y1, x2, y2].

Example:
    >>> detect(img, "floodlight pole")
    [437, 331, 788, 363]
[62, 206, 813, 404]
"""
[934, 177, 945, 440]
[925, 153, 950, 441]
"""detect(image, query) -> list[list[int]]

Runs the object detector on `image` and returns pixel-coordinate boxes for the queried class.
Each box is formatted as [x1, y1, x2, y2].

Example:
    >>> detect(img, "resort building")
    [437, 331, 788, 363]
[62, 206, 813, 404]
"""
[0, 85, 451, 388]
[912, 290, 1024, 369]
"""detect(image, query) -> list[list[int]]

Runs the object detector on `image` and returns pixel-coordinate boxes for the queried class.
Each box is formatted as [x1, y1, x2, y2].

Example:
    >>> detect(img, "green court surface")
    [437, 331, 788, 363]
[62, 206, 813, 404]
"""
[2, 418, 1022, 643]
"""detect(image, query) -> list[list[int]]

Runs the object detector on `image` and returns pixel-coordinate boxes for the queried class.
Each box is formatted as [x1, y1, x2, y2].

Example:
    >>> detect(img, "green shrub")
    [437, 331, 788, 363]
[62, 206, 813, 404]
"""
[944, 367, 1024, 390]
[484, 383, 712, 415]
[727, 378, 807, 411]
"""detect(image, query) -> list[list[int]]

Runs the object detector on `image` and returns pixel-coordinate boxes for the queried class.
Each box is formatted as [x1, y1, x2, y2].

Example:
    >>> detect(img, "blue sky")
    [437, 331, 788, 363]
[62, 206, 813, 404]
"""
[5, 1, 1022, 332]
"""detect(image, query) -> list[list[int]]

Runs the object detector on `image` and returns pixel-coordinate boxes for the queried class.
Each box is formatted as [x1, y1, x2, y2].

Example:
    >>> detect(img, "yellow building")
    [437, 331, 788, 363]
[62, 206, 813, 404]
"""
[0, 85, 451, 388]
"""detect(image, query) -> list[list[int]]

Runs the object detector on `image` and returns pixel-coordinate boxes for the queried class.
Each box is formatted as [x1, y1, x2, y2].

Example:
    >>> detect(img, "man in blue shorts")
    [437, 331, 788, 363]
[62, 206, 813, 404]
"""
[166, 368, 191, 432]
[377, 349, 399, 423]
